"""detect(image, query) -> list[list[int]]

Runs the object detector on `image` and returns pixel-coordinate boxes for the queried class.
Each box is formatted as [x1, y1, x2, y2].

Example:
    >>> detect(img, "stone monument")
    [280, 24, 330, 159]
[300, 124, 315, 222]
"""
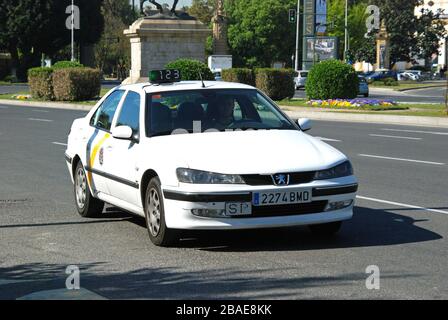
[122, 2, 211, 84]
[375, 21, 390, 70]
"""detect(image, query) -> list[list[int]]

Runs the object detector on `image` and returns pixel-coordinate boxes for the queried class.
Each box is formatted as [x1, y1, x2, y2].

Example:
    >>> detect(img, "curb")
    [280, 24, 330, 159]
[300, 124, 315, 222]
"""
[396, 84, 446, 92]
[0, 99, 93, 111]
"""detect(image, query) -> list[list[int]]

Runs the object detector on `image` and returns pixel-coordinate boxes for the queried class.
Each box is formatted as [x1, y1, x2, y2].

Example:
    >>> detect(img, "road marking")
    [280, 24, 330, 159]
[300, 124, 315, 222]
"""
[31, 109, 49, 113]
[52, 142, 67, 146]
[358, 154, 445, 165]
[315, 136, 341, 142]
[28, 118, 53, 122]
[357, 196, 448, 215]
[369, 134, 422, 140]
[381, 128, 448, 136]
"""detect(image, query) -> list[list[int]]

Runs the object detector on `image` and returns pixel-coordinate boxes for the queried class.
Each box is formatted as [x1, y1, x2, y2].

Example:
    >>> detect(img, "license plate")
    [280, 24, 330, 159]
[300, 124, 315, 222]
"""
[253, 189, 312, 206]
[225, 202, 252, 216]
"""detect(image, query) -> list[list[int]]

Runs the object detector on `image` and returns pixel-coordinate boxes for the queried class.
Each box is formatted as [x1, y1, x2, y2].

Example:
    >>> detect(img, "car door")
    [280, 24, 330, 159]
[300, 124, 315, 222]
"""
[102, 90, 142, 206]
[85, 89, 126, 196]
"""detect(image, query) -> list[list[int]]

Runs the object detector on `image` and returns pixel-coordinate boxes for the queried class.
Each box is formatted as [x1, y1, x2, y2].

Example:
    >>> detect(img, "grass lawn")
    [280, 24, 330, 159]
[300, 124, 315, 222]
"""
[0, 88, 110, 106]
[276, 99, 448, 117]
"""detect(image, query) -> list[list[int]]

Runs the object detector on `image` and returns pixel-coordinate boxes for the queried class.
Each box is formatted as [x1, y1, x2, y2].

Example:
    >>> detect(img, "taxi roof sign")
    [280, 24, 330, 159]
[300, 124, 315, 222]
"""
[149, 69, 181, 84]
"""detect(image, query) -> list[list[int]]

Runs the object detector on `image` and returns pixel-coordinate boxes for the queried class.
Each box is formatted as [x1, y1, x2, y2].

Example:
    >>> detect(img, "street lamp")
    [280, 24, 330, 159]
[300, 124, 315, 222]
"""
[343, 0, 348, 62]
[71, 0, 75, 62]
[294, 0, 301, 71]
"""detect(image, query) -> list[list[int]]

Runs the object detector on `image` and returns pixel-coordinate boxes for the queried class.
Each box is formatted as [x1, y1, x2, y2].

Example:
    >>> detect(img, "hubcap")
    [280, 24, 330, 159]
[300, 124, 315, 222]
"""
[75, 167, 87, 209]
[147, 187, 161, 237]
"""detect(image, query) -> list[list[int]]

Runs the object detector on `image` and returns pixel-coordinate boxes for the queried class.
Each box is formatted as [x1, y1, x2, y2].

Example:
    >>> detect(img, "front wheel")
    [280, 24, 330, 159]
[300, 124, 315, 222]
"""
[144, 177, 179, 246]
[309, 221, 342, 237]
[74, 161, 104, 217]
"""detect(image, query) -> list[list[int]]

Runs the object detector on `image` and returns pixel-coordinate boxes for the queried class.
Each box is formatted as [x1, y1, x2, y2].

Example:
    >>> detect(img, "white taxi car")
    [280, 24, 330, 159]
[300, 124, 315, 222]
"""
[65, 69, 358, 246]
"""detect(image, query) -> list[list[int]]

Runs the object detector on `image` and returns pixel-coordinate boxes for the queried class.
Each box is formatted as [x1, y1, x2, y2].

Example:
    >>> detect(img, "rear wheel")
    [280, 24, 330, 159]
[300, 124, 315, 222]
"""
[309, 221, 342, 237]
[144, 176, 179, 246]
[74, 161, 104, 217]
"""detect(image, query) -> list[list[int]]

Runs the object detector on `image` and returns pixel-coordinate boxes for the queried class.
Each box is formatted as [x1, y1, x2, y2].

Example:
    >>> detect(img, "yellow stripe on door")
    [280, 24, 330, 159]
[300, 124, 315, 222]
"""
[87, 133, 110, 186]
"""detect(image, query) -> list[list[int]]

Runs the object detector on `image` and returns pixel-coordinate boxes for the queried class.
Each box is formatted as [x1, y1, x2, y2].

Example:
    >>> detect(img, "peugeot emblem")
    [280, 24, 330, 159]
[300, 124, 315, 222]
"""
[272, 173, 289, 186]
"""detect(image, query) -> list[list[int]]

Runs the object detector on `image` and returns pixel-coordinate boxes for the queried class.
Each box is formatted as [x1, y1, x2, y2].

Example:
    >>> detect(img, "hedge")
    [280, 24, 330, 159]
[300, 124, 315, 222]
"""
[28, 67, 54, 100]
[53, 60, 85, 69]
[165, 59, 214, 81]
[221, 68, 255, 86]
[52, 68, 101, 101]
[305, 59, 359, 99]
[254, 68, 295, 101]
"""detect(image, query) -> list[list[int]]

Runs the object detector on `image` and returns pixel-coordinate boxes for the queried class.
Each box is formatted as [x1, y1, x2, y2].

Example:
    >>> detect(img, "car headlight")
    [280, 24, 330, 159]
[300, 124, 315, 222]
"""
[314, 161, 353, 180]
[176, 168, 245, 184]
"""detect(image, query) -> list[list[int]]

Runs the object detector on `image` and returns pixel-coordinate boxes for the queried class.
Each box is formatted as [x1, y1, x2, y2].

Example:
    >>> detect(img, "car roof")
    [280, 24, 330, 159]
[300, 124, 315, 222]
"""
[115, 81, 255, 94]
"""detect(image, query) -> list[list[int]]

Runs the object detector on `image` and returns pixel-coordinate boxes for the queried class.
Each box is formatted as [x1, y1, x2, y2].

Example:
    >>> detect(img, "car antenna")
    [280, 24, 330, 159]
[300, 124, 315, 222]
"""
[198, 70, 206, 88]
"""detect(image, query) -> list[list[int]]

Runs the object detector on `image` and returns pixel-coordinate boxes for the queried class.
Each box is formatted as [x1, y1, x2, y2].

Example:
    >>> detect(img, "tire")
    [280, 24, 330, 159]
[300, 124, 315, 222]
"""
[144, 176, 179, 246]
[309, 221, 342, 237]
[74, 161, 104, 218]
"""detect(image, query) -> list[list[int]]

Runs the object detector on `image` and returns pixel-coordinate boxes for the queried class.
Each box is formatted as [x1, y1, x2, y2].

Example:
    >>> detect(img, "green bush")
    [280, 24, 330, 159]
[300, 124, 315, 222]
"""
[383, 77, 398, 86]
[52, 68, 101, 101]
[305, 59, 359, 99]
[165, 59, 214, 81]
[28, 67, 54, 100]
[221, 68, 255, 86]
[254, 68, 295, 100]
[53, 60, 85, 69]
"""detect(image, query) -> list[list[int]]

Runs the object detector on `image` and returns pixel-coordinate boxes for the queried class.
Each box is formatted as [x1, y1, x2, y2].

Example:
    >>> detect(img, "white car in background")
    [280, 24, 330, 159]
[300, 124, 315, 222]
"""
[398, 71, 420, 81]
[294, 70, 308, 90]
[65, 69, 358, 246]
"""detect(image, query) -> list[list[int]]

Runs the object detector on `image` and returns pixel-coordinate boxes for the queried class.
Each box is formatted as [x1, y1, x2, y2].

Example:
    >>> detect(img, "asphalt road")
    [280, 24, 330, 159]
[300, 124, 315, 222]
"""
[294, 86, 447, 103]
[0, 103, 447, 300]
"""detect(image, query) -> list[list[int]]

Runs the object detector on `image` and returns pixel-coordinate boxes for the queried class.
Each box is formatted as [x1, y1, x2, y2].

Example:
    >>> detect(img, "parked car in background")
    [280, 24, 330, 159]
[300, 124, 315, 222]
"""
[294, 70, 308, 90]
[398, 71, 420, 81]
[213, 71, 222, 81]
[358, 75, 369, 97]
[365, 69, 398, 81]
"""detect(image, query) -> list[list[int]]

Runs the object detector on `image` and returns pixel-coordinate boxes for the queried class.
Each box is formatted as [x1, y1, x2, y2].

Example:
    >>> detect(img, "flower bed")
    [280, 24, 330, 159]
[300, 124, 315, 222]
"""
[307, 98, 398, 108]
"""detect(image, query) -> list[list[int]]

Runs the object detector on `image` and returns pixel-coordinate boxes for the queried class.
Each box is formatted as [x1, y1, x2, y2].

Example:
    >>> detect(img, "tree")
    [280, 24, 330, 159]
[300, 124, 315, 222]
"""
[94, 0, 136, 79]
[415, 7, 447, 68]
[187, 0, 216, 25]
[371, 0, 446, 68]
[0, 0, 104, 81]
[327, 0, 371, 61]
[224, 0, 297, 68]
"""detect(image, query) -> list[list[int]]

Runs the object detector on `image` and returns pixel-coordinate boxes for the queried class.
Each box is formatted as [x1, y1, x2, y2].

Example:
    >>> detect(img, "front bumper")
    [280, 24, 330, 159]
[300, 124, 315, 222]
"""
[162, 181, 357, 230]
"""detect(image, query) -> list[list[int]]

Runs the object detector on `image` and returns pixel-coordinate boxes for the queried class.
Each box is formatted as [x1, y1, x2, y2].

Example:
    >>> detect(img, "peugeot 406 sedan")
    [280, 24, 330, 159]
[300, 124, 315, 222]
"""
[65, 70, 358, 246]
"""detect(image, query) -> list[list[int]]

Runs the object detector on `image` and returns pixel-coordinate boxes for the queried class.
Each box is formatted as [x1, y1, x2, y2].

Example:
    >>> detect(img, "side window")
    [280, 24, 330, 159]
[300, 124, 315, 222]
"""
[116, 91, 140, 134]
[90, 90, 125, 131]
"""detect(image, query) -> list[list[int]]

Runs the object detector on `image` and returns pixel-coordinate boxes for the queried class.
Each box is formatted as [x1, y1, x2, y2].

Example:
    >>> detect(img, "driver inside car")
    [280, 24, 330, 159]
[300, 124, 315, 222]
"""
[208, 95, 235, 130]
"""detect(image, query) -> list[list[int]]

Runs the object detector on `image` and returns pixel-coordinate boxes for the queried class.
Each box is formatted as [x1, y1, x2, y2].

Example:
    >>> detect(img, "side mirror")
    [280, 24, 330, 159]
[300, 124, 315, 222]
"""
[298, 118, 312, 131]
[112, 125, 133, 140]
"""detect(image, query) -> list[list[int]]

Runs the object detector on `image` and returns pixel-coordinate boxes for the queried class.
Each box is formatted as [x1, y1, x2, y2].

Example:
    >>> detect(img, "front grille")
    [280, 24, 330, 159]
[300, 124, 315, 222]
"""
[231, 200, 328, 218]
[242, 171, 316, 186]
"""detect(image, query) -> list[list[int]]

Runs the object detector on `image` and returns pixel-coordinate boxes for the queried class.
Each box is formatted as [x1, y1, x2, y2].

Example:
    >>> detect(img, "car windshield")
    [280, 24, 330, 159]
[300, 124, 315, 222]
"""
[146, 89, 296, 137]
[300, 72, 308, 77]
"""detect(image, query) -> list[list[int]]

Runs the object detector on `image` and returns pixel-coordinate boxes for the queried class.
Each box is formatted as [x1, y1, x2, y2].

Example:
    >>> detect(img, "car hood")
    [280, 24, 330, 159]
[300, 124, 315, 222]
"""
[148, 130, 347, 174]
